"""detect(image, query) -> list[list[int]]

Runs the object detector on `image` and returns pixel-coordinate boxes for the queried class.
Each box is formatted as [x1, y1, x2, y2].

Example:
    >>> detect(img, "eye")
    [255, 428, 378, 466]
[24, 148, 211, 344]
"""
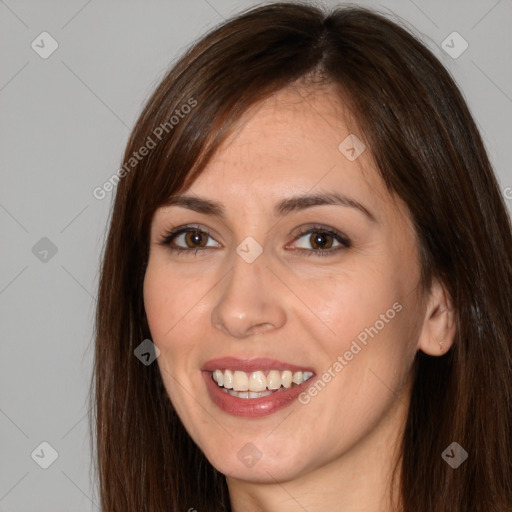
[158, 225, 220, 256]
[288, 225, 351, 257]
[158, 224, 351, 258]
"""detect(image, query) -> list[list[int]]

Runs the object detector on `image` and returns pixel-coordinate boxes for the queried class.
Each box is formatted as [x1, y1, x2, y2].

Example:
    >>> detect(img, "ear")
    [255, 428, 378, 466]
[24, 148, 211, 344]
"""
[417, 279, 456, 356]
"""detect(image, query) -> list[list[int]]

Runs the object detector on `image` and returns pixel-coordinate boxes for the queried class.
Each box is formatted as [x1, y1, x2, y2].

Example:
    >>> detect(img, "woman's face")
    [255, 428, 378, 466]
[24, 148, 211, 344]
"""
[144, 85, 427, 484]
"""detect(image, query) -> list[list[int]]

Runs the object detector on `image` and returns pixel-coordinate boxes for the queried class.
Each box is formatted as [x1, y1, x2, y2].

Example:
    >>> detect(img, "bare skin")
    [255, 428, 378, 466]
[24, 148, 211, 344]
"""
[143, 84, 456, 511]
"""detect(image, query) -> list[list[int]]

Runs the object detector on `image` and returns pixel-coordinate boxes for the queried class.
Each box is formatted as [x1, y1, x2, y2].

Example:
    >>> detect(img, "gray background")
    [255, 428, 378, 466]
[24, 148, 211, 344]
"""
[1, 0, 511, 510]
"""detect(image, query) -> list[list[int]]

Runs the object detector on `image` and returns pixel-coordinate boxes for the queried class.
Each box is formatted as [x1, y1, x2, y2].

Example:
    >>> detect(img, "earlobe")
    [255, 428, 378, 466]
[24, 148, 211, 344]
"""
[417, 280, 456, 356]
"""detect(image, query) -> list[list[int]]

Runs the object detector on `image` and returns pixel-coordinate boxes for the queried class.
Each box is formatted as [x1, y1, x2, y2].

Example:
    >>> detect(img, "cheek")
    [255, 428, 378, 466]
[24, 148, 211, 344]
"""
[143, 261, 195, 341]
[299, 268, 417, 410]
[304, 267, 403, 348]
[143, 261, 210, 386]
[301, 310, 416, 455]
[143, 265, 200, 414]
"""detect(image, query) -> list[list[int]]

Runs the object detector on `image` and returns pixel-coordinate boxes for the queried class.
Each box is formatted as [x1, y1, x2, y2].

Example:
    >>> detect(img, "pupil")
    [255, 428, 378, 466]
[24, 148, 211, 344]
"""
[188, 231, 205, 247]
[312, 232, 331, 249]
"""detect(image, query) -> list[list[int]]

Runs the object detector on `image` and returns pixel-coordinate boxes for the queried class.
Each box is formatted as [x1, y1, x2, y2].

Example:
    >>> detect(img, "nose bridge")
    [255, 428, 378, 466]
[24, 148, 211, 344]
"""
[211, 246, 286, 339]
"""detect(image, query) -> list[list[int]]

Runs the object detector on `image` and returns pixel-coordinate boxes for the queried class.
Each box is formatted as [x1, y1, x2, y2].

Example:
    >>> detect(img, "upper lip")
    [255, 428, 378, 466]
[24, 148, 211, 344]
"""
[201, 357, 315, 374]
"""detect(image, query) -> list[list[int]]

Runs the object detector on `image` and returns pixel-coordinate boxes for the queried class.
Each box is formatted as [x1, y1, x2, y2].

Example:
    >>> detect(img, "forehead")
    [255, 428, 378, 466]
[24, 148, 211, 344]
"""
[185, 85, 389, 212]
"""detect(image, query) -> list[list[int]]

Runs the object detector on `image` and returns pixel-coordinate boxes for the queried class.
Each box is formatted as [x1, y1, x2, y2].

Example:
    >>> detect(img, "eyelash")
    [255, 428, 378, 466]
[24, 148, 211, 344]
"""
[157, 224, 351, 257]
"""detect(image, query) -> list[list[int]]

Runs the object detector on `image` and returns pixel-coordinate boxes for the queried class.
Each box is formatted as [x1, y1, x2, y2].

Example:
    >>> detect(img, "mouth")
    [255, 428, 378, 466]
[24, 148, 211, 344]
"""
[201, 357, 316, 417]
[212, 368, 314, 397]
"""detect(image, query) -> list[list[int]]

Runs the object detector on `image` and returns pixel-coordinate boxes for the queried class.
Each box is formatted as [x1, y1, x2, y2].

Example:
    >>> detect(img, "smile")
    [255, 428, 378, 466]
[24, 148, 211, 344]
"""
[202, 357, 316, 417]
[212, 369, 314, 398]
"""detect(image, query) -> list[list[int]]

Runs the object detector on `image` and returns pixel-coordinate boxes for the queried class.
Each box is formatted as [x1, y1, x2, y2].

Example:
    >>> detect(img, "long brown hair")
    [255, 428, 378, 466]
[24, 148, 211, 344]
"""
[90, 3, 512, 510]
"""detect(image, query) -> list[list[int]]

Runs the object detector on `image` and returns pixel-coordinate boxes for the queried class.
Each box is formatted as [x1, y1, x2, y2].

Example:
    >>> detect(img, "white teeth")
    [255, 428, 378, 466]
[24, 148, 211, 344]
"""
[212, 368, 314, 393]
[281, 370, 292, 388]
[232, 370, 249, 391]
[267, 370, 281, 390]
[213, 369, 224, 387]
[223, 369, 233, 389]
[226, 389, 273, 399]
[249, 391, 269, 398]
[249, 371, 267, 392]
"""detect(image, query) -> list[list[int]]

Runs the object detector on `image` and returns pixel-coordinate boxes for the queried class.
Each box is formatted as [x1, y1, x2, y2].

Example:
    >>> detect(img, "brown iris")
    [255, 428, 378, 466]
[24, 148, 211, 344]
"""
[309, 231, 334, 250]
[184, 230, 208, 248]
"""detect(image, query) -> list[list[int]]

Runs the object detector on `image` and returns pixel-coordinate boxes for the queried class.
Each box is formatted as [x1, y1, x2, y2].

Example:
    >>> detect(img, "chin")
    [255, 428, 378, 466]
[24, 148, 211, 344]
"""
[205, 441, 313, 484]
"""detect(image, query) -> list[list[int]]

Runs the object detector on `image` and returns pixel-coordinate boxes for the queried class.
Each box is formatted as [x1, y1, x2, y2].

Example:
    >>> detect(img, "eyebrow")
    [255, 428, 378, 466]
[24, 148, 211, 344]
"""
[164, 192, 377, 222]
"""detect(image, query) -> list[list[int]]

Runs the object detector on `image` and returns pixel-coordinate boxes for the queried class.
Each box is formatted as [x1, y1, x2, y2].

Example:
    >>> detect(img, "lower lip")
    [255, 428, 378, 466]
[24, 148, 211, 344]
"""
[202, 371, 313, 418]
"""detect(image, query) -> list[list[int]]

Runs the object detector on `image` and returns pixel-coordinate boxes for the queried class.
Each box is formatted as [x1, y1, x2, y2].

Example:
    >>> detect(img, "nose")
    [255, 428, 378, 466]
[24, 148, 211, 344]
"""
[211, 251, 287, 339]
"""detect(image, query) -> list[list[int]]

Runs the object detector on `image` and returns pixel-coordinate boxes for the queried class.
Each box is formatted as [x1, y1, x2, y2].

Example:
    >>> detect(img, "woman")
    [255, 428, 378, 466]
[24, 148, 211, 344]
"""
[91, 3, 512, 511]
